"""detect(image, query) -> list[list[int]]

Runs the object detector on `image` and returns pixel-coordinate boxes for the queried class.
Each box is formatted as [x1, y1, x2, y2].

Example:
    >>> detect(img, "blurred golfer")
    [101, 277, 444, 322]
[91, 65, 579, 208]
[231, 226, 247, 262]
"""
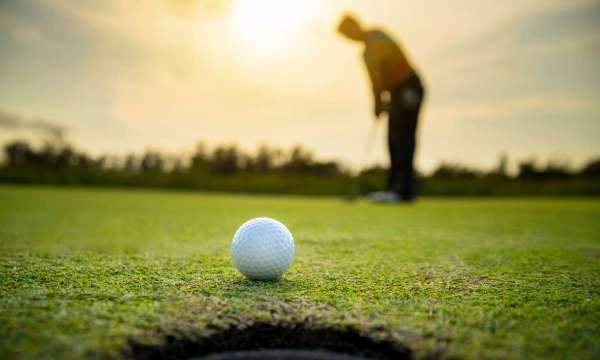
[338, 14, 425, 203]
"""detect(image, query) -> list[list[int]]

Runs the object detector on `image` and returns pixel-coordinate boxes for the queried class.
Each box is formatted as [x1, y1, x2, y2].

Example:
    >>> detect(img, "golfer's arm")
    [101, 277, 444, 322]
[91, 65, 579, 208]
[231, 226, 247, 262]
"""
[365, 59, 384, 105]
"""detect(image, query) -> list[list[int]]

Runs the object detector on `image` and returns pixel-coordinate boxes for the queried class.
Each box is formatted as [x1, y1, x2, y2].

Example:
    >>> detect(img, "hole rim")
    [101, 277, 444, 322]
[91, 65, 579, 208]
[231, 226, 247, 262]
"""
[128, 322, 413, 360]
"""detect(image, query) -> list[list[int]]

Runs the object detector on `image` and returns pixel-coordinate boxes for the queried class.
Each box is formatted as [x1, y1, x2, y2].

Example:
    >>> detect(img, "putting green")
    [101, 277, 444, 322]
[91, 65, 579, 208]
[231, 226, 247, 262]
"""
[1, 185, 599, 359]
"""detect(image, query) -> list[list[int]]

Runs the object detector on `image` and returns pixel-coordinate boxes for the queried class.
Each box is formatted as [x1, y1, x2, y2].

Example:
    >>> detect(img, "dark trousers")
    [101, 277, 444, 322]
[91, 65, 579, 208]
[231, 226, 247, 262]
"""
[386, 73, 424, 200]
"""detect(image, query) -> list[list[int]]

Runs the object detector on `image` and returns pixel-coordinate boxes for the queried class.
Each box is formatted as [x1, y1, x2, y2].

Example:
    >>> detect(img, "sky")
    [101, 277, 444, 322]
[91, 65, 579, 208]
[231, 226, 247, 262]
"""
[1, 0, 599, 172]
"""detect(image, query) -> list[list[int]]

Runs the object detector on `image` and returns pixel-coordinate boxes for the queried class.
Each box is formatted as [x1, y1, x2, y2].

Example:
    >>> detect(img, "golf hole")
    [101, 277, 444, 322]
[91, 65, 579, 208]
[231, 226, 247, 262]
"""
[129, 323, 411, 360]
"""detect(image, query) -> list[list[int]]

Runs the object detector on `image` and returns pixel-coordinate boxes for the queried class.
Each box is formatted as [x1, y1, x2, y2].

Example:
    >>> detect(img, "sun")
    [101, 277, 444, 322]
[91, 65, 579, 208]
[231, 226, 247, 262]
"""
[230, 0, 319, 57]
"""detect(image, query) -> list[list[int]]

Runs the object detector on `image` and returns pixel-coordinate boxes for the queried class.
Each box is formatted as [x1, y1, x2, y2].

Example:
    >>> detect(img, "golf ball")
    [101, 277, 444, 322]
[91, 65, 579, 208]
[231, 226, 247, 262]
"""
[232, 217, 295, 280]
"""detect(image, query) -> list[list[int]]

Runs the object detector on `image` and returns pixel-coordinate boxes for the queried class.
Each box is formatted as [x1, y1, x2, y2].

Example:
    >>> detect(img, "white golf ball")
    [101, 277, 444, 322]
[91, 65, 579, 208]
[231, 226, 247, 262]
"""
[231, 217, 295, 280]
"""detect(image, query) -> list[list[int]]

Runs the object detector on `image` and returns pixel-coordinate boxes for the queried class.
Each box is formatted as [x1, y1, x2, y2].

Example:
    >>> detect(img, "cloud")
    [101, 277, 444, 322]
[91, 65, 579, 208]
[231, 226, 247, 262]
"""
[163, 0, 231, 17]
[430, 95, 599, 128]
[434, 0, 600, 70]
[0, 110, 66, 139]
[0, 5, 44, 44]
[10, 24, 43, 44]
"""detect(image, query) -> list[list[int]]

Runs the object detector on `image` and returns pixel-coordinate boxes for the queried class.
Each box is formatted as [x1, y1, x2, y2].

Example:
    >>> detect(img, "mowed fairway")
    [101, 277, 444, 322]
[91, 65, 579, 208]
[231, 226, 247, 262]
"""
[1, 185, 599, 359]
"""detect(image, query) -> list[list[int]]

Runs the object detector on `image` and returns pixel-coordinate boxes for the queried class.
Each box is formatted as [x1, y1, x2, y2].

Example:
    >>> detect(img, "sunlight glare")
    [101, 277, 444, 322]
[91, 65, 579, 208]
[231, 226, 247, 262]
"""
[231, 0, 319, 57]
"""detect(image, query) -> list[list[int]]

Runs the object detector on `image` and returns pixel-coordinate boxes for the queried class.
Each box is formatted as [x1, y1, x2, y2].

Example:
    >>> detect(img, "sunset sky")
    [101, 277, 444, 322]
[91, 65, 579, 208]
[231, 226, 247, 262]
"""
[1, 0, 599, 171]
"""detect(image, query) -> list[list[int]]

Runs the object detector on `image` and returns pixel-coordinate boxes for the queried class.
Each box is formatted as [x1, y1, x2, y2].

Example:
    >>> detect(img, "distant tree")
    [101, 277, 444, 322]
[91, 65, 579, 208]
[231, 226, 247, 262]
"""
[253, 144, 277, 173]
[190, 142, 210, 173]
[211, 145, 240, 175]
[54, 146, 76, 168]
[140, 152, 164, 173]
[3, 141, 30, 167]
[309, 161, 342, 176]
[171, 159, 185, 174]
[517, 160, 538, 179]
[282, 146, 314, 174]
[542, 161, 573, 179]
[123, 155, 138, 174]
[518, 159, 573, 180]
[580, 158, 600, 178]
[361, 165, 387, 176]
[432, 163, 480, 179]
[488, 153, 509, 179]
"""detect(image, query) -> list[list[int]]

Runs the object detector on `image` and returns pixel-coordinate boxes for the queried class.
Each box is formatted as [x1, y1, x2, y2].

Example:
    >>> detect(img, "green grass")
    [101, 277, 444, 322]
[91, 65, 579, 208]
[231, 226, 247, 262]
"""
[1, 185, 599, 359]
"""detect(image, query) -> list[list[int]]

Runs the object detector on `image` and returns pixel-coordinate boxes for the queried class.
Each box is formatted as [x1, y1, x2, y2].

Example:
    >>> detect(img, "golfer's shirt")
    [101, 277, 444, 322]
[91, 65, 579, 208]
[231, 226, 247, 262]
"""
[363, 30, 414, 94]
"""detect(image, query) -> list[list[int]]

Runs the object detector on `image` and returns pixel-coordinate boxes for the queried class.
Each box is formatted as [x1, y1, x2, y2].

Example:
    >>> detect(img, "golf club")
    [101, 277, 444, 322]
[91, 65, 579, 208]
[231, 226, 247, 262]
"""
[345, 119, 381, 201]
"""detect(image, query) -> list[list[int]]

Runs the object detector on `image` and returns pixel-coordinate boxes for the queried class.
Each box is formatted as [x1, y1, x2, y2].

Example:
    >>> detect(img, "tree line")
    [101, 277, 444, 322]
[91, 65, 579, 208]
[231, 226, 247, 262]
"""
[1, 140, 599, 196]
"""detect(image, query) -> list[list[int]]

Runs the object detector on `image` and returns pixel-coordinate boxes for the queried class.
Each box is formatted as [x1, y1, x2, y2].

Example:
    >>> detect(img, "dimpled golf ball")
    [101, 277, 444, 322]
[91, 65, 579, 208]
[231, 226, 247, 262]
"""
[232, 217, 295, 280]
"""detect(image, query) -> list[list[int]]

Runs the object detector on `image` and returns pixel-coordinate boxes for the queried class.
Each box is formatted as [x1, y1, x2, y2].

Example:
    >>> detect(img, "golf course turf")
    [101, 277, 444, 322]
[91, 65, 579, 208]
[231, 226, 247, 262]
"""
[1, 185, 599, 359]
